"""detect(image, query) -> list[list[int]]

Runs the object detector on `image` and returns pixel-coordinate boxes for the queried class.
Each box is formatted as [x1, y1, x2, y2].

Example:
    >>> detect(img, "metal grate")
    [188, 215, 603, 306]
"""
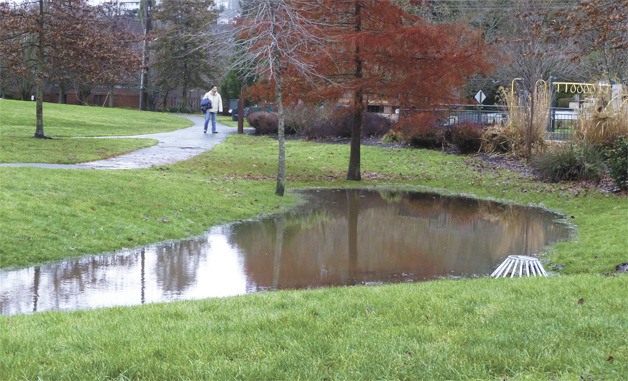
[491, 255, 548, 278]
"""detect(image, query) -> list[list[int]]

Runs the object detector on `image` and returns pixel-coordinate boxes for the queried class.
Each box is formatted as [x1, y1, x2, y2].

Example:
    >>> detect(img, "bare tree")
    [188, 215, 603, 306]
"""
[229, 0, 329, 196]
[466, 0, 575, 89]
[555, 0, 628, 83]
[400, 0, 581, 100]
[0, 0, 140, 137]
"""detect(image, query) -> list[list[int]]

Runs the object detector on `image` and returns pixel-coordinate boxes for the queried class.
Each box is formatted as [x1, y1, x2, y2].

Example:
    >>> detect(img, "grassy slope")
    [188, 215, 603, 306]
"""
[0, 99, 191, 163]
[0, 103, 626, 380]
[2, 135, 625, 272]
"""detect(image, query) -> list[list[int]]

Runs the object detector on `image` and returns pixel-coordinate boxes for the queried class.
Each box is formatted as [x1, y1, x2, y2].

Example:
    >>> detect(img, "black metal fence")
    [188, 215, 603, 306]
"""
[432, 104, 579, 141]
[546, 107, 578, 140]
[433, 105, 509, 127]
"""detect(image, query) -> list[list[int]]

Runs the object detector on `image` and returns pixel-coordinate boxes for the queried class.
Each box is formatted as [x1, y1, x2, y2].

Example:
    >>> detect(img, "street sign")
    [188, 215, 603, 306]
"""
[475, 90, 486, 104]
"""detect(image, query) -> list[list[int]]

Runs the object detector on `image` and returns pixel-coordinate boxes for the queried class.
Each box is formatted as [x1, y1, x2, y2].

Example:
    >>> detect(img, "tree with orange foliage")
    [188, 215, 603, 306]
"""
[284, 0, 494, 180]
[234, 0, 492, 185]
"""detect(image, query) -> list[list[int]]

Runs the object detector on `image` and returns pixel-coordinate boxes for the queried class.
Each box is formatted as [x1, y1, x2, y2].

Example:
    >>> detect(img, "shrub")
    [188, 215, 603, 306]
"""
[382, 130, 404, 144]
[297, 106, 351, 138]
[448, 122, 485, 154]
[362, 112, 393, 137]
[532, 142, 606, 183]
[603, 136, 628, 191]
[284, 104, 327, 135]
[389, 112, 444, 148]
[247, 105, 393, 138]
[300, 106, 392, 139]
[576, 98, 628, 146]
[247, 111, 278, 135]
[481, 124, 516, 153]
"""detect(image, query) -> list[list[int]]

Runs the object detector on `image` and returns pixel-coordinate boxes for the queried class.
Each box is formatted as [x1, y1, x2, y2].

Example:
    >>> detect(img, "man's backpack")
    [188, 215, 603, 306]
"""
[200, 98, 212, 113]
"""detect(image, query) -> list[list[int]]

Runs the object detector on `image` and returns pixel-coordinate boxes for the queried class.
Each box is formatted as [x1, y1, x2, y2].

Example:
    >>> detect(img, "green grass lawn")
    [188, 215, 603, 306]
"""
[0, 99, 191, 163]
[0, 101, 626, 380]
[1, 275, 625, 380]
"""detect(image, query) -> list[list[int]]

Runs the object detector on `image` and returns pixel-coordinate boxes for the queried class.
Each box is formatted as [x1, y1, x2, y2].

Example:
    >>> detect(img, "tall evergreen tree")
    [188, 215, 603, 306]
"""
[152, 0, 219, 112]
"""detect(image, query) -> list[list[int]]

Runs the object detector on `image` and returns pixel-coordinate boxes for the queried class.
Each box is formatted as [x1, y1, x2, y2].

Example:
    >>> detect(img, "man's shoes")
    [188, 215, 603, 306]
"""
[212, 131, 218, 134]
[203, 130, 207, 133]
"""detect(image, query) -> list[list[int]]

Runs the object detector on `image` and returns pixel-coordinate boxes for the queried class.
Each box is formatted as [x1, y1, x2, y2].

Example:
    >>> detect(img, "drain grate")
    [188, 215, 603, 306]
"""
[491, 255, 548, 278]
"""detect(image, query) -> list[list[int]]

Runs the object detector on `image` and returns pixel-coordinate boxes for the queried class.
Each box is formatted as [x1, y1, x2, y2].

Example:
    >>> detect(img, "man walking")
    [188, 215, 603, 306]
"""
[202, 85, 223, 133]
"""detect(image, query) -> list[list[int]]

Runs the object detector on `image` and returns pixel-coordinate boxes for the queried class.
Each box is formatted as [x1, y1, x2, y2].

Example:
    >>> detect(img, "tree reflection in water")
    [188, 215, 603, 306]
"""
[0, 189, 571, 315]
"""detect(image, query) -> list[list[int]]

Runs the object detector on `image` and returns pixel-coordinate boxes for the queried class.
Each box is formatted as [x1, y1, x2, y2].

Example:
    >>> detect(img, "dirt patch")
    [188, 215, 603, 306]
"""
[467, 153, 540, 178]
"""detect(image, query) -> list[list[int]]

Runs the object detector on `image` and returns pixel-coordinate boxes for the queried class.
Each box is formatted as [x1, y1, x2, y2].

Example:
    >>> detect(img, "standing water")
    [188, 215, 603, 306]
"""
[0, 189, 571, 315]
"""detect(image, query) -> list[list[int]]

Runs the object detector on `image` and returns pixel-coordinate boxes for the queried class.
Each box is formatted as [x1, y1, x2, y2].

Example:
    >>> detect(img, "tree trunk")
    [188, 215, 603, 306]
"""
[181, 53, 189, 112]
[347, 87, 363, 180]
[275, 75, 286, 197]
[34, 0, 46, 139]
[270, 2, 286, 197]
[237, 86, 245, 134]
[108, 86, 114, 108]
[57, 83, 63, 103]
[139, 37, 148, 110]
[78, 85, 91, 105]
[527, 86, 534, 160]
[35, 80, 45, 138]
[347, 0, 363, 181]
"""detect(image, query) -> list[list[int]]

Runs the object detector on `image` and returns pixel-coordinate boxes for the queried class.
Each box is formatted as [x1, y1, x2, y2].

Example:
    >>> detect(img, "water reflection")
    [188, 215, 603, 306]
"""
[0, 189, 571, 315]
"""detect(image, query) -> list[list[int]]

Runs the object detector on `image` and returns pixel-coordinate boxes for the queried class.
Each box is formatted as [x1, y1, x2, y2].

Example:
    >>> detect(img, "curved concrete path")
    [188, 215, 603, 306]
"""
[0, 115, 235, 170]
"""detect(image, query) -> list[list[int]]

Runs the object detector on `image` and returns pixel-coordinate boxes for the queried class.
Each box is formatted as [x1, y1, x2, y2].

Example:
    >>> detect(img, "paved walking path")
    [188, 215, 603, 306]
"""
[0, 115, 235, 170]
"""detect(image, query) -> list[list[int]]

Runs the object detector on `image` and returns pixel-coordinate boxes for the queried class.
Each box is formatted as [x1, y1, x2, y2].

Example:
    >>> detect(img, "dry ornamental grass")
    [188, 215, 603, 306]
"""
[576, 91, 628, 145]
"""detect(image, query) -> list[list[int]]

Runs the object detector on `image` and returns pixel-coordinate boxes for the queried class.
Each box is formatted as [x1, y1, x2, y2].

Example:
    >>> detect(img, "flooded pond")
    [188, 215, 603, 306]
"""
[0, 189, 571, 315]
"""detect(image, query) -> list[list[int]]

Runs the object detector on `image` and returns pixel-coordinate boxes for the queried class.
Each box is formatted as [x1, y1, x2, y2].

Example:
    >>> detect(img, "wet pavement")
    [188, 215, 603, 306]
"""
[0, 115, 235, 169]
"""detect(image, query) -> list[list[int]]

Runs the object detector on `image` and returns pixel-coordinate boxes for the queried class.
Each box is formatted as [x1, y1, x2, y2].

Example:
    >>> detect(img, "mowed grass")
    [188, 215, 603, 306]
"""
[1, 275, 625, 380]
[0, 102, 627, 380]
[0, 99, 191, 163]
[0, 168, 289, 267]
[0, 136, 158, 164]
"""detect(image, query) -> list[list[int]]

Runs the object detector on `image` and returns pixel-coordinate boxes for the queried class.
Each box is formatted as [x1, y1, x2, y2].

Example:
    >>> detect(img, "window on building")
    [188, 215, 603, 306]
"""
[367, 105, 384, 113]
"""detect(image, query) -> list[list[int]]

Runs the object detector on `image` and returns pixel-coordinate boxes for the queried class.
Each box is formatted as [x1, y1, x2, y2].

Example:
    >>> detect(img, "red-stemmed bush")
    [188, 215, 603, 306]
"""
[448, 122, 485, 154]
[252, 105, 393, 138]
[246, 111, 279, 135]
[389, 112, 444, 148]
